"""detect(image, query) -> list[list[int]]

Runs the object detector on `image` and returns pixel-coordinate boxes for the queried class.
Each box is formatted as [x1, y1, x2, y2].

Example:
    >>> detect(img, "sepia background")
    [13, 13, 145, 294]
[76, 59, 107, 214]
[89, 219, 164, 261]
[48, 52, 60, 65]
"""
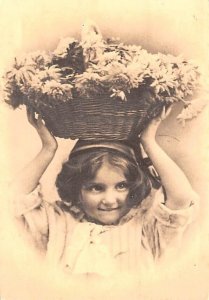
[0, 0, 209, 299]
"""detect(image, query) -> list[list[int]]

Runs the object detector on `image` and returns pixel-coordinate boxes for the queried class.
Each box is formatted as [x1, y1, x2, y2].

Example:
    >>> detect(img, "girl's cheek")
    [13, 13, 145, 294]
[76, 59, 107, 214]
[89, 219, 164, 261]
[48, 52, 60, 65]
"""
[121, 190, 129, 199]
[80, 192, 101, 206]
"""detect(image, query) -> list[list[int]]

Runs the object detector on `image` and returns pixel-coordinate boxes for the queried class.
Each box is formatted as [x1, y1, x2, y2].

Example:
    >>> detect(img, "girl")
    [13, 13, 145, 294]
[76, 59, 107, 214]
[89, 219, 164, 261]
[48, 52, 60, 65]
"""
[11, 107, 199, 276]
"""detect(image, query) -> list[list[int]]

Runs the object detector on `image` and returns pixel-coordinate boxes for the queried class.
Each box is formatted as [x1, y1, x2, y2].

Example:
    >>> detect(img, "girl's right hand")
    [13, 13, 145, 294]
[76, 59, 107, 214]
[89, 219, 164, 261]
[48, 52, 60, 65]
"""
[27, 107, 58, 153]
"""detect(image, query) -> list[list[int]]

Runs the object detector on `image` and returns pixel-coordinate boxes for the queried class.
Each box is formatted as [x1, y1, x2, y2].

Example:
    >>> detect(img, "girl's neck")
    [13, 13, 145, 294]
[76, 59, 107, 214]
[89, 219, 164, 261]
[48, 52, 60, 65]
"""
[82, 214, 120, 226]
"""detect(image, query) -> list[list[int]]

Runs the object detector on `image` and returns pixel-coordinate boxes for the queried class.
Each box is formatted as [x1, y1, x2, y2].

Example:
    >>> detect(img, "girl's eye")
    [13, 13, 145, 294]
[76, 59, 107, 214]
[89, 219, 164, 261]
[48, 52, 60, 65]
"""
[116, 181, 129, 191]
[84, 184, 104, 193]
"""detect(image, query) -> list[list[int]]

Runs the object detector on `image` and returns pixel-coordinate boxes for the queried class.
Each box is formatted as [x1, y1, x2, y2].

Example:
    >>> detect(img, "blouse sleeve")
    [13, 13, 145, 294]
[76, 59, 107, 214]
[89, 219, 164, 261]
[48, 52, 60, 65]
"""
[141, 188, 199, 259]
[12, 185, 50, 251]
[13, 184, 43, 217]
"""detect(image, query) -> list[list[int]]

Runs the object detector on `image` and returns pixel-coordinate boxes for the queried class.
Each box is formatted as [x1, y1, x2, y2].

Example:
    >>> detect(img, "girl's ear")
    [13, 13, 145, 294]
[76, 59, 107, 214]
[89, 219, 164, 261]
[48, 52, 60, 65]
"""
[128, 193, 139, 207]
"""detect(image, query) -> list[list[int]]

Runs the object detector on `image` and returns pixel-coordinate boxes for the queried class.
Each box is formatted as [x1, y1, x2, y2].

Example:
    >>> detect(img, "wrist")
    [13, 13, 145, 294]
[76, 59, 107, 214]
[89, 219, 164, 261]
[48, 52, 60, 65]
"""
[41, 144, 58, 156]
[140, 136, 157, 151]
[41, 139, 58, 152]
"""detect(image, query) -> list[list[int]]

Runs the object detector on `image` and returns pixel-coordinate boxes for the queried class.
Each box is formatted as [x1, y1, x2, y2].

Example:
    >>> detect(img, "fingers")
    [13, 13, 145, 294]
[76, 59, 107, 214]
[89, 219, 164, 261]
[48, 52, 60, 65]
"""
[160, 105, 173, 121]
[26, 107, 43, 128]
[27, 107, 36, 126]
[36, 114, 45, 127]
[161, 106, 166, 120]
[165, 105, 173, 117]
[151, 105, 173, 125]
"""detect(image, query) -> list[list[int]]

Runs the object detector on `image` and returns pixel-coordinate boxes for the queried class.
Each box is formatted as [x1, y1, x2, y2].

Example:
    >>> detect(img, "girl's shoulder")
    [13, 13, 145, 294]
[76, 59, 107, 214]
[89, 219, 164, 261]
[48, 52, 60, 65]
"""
[12, 184, 67, 232]
[142, 187, 199, 228]
[12, 184, 44, 217]
[12, 184, 66, 217]
[138, 187, 163, 214]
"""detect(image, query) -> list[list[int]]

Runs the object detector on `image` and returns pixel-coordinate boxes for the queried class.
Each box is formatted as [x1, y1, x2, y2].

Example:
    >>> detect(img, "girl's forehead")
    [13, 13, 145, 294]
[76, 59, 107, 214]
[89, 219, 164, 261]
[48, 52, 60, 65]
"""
[92, 161, 126, 182]
[99, 159, 124, 171]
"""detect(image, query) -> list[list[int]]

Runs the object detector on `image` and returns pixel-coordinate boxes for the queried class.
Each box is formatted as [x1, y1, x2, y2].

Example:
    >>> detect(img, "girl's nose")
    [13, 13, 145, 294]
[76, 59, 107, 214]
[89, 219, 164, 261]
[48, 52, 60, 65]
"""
[101, 189, 118, 206]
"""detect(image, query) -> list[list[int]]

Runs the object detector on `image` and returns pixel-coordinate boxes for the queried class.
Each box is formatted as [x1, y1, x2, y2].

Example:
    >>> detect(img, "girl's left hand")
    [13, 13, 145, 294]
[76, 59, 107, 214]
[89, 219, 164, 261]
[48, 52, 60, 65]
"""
[140, 105, 172, 145]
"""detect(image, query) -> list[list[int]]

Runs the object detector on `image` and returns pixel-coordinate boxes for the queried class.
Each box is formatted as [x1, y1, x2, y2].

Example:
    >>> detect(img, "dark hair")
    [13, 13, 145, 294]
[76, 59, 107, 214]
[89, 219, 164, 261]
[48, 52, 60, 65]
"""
[55, 145, 152, 210]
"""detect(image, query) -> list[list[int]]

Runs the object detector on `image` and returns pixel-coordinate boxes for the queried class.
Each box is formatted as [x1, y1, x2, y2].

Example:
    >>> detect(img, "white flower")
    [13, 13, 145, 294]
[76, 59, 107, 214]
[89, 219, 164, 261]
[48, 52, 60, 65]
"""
[100, 51, 121, 65]
[27, 50, 51, 66]
[6, 56, 36, 85]
[75, 71, 101, 82]
[81, 20, 103, 47]
[2, 21, 204, 113]
[37, 66, 61, 82]
[177, 96, 209, 125]
[81, 20, 105, 65]
[110, 89, 127, 101]
[42, 80, 73, 98]
[53, 37, 77, 58]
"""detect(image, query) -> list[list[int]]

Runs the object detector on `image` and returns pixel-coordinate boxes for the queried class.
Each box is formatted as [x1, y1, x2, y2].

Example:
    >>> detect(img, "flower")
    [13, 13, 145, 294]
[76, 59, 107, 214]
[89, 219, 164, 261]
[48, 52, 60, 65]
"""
[1, 22, 206, 122]
[177, 94, 209, 125]
[5, 56, 36, 85]
[110, 89, 127, 101]
[53, 37, 77, 58]
[42, 80, 73, 99]
[27, 50, 51, 67]
[36, 65, 61, 82]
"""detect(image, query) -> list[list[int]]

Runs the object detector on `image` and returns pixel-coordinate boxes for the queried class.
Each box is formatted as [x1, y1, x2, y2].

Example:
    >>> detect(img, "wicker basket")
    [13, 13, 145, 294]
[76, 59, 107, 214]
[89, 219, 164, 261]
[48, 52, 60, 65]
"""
[32, 96, 165, 140]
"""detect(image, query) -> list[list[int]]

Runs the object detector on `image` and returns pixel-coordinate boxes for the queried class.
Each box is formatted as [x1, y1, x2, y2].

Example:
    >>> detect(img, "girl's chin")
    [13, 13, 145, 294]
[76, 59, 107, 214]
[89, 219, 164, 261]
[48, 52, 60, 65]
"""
[83, 210, 129, 225]
[95, 219, 120, 226]
[88, 211, 128, 225]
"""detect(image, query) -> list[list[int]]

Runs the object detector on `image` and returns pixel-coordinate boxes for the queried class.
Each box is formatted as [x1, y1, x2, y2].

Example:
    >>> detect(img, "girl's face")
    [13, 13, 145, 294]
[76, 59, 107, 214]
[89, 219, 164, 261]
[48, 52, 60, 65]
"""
[79, 161, 131, 225]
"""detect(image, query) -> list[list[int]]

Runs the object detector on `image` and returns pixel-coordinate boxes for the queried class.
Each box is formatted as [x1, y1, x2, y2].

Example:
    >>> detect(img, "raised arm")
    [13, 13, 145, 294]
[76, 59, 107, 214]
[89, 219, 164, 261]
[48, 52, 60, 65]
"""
[140, 107, 199, 210]
[10, 108, 58, 195]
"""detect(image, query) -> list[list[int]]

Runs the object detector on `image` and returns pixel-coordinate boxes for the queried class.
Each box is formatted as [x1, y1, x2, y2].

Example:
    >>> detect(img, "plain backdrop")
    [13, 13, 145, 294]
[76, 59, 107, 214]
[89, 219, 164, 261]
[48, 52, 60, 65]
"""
[0, 1, 209, 299]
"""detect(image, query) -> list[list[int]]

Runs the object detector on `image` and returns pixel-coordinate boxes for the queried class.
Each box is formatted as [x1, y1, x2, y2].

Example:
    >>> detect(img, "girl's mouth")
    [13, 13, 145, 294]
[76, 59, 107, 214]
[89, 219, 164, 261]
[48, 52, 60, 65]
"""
[98, 207, 120, 211]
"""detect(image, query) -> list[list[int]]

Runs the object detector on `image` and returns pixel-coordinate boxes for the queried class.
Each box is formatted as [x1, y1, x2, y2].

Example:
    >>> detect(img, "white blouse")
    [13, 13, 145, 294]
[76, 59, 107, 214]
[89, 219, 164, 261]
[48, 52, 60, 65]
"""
[13, 186, 198, 277]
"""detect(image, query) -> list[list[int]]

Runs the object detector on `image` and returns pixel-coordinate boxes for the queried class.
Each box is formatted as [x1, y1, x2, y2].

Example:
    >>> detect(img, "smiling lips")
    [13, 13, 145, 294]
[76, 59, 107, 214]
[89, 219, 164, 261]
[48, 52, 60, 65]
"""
[98, 207, 120, 211]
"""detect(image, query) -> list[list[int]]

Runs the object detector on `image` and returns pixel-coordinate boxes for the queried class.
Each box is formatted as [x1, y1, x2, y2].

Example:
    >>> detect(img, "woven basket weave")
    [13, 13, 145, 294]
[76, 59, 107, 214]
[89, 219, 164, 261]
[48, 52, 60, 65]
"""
[33, 96, 165, 140]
